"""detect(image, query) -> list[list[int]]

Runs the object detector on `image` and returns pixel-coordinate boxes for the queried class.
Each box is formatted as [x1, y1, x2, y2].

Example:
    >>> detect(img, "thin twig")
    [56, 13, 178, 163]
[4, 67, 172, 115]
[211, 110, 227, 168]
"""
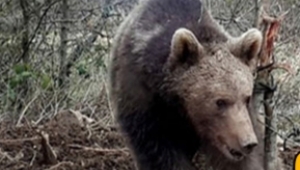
[45, 161, 74, 170]
[16, 91, 40, 127]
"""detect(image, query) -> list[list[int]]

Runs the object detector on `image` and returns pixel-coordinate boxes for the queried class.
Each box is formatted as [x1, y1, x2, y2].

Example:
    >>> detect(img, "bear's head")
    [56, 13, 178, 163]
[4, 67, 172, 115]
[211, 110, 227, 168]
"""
[165, 27, 263, 162]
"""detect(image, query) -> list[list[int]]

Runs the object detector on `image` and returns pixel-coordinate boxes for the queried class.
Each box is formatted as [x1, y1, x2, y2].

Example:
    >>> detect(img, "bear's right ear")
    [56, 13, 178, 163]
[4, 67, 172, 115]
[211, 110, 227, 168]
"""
[228, 28, 263, 72]
[167, 28, 204, 71]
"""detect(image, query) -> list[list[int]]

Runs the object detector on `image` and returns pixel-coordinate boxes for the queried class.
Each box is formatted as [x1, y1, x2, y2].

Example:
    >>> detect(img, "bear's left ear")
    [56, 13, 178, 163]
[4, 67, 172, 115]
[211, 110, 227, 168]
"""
[229, 28, 263, 72]
[167, 28, 204, 71]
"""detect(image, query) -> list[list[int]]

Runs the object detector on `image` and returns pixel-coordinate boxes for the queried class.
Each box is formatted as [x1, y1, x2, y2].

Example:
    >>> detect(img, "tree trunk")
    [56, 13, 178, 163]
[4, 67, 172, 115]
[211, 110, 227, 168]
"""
[58, 0, 68, 88]
[253, 1, 286, 169]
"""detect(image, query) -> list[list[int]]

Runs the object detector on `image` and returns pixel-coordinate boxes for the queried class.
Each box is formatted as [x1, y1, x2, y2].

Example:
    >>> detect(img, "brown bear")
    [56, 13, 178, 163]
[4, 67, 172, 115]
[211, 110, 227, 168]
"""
[108, 0, 283, 170]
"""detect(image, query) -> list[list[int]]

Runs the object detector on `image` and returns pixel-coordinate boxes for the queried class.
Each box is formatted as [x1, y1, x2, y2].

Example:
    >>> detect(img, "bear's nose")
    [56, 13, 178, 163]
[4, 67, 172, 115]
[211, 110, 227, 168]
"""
[242, 142, 257, 154]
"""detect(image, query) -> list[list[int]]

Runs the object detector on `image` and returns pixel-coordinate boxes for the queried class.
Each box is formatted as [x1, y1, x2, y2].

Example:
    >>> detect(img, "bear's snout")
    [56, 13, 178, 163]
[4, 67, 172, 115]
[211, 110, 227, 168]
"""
[236, 117, 258, 155]
[240, 140, 258, 154]
[217, 105, 259, 161]
[227, 139, 258, 161]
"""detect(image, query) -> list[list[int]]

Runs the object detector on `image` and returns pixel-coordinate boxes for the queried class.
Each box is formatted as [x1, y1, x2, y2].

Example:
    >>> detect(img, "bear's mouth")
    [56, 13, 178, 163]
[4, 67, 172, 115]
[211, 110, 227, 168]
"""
[222, 145, 246, 162]
[215, 136, 247, 162]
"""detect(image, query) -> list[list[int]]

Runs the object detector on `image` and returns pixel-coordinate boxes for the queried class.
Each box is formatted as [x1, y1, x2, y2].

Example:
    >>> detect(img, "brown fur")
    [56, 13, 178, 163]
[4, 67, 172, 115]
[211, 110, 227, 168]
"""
[108, 0, 284, 170]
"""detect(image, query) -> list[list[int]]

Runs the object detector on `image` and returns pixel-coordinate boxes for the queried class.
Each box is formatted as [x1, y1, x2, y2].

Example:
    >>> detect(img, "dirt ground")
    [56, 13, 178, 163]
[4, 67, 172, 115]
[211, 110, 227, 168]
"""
[0, 110, 297, 170]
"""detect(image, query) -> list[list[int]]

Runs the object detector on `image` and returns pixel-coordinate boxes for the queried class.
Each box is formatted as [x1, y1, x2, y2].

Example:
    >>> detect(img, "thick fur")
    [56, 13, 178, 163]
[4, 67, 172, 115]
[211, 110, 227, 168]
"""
[108, 0, 284, 170]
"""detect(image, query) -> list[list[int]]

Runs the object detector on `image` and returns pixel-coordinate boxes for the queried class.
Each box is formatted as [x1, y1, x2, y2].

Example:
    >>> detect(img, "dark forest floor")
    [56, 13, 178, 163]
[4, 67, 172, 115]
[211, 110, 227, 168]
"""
[0, 110, 297, 170]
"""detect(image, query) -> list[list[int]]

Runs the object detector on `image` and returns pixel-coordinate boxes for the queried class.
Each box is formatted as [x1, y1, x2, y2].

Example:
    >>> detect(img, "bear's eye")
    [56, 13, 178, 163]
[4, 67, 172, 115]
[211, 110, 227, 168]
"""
[216, 99, 228, 110]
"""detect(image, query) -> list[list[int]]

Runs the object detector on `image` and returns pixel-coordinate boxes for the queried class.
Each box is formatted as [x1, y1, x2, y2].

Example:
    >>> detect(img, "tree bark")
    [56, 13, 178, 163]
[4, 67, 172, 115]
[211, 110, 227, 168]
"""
[253, 1, 287, 169]
[20, 0, 30, 63]
[58, 0, 68, 88]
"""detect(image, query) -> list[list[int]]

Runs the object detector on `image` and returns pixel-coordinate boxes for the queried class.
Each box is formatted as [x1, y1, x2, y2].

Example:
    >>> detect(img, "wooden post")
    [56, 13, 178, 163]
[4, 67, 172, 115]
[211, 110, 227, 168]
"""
[253, 10, 291, 170]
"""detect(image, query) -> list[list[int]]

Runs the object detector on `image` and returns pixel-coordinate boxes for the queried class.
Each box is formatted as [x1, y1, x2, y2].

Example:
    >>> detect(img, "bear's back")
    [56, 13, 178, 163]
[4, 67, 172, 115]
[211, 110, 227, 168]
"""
[110, 0, 204, 75]
[109, 0, 230, 97]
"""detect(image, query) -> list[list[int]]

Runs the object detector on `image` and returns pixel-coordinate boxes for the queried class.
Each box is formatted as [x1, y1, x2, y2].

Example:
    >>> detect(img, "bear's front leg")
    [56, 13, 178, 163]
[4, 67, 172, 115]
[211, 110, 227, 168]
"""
[133, 149, 196, 170]
[117, 108, 198, 170]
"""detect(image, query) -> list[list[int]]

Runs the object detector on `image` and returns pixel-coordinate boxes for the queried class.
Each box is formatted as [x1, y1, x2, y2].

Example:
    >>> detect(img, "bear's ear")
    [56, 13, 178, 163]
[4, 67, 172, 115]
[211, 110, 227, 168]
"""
[229, 28, 263, 72]
[167, 28, 204, 71]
